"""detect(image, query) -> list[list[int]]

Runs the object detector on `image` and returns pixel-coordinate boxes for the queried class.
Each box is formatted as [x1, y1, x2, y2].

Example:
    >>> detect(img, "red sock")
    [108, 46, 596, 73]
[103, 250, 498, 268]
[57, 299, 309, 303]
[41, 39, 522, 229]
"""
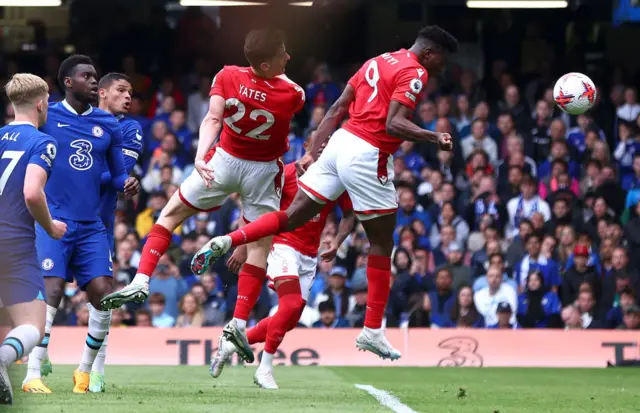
[264, 281, 303, 354]
[247, 317, 270, 344]
[229, 211, 288, 247]
[247, 298, 305, 345]
[364, 255, 391, 329]
[233, 264, 267, 321]
[137, 224, 172, 277]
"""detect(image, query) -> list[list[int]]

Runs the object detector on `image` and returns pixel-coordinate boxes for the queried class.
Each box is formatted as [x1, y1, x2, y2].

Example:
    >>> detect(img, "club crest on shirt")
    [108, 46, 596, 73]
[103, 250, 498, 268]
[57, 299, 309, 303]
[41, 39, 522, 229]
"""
[92, 126, 104, 137]
[42, 258, 54, 271]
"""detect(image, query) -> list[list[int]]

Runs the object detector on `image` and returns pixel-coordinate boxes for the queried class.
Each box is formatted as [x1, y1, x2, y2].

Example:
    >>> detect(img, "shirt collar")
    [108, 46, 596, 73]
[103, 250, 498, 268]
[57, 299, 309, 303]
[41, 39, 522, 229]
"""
[116, 114, 124, 120]
[62, 99, 93, 116]
[9, 121, 35, 127]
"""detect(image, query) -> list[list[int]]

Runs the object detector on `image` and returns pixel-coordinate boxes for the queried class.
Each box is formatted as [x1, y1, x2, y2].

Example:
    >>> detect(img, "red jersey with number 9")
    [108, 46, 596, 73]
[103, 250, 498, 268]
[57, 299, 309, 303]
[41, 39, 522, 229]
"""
[209, 65, 305, 162]
[343, 49, 429, 155]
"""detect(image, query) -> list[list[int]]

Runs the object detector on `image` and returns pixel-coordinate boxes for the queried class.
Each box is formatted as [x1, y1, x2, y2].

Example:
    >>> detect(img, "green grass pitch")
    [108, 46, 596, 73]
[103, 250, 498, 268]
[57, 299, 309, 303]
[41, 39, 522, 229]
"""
[6, 365, 640, 412]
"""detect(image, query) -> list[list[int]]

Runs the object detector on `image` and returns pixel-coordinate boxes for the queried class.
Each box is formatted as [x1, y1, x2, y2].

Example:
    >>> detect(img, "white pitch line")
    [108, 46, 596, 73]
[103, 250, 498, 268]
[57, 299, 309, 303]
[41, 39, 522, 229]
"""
[355, 384, 419, 413]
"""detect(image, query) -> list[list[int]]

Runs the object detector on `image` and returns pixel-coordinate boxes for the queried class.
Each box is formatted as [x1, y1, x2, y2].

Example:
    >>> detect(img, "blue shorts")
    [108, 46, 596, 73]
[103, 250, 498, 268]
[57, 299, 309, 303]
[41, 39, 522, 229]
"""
[0, 241, 45, 307]
[36, 218, 112, 289]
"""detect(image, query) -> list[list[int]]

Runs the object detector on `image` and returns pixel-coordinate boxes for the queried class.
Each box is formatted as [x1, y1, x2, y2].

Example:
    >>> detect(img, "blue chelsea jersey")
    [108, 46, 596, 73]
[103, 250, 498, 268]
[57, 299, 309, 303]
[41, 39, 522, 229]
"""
[0, 122, 57, 243]
[99, 116, 144, 227]
[41, 101, 128, 222]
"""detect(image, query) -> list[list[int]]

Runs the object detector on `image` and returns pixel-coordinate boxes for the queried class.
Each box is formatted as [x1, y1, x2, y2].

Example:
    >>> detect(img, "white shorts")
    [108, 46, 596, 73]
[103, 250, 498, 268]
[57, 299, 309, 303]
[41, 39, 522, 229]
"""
[298, 128, 397, 221]
[179, 147, 284, 222]
[266, 243, 317, 302]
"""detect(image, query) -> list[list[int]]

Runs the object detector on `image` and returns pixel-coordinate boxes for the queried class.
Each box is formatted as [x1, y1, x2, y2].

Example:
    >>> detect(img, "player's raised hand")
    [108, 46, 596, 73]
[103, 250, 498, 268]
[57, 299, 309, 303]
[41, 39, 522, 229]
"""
[437, 132, 453, 151]
[124, 177, 140, 197]
[227, 245, 247, 274]
[48, 219, 67, 240]
[295, 153, 314, 176]
[195, 159, 215, 188]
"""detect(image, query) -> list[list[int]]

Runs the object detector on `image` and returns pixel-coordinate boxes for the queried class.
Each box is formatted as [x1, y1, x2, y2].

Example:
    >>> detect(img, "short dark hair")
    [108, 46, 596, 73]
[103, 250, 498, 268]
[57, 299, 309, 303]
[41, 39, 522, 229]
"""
[149, 293, 166, 305]
[417, 25, 458, 53]
[58, 54, 94, 90]
[244, 28, 286, 69]
[525, 231, 543, 244]
[135, 308, 152, 320]
[98, 72, 131, 90]
[318, 300, 335, 313]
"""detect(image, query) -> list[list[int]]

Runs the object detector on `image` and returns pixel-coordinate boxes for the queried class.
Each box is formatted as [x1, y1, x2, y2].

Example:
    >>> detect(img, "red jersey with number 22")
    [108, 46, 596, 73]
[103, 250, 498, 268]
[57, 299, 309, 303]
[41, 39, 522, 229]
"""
[273, 163, 353, 257]
[343, 49, 428, 155]
[209, 65, 305, 162]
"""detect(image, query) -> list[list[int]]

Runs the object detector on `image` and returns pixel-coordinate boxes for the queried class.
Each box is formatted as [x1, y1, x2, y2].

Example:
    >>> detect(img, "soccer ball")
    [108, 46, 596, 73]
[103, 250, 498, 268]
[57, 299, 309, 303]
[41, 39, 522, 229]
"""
[553, 72, 597, 115]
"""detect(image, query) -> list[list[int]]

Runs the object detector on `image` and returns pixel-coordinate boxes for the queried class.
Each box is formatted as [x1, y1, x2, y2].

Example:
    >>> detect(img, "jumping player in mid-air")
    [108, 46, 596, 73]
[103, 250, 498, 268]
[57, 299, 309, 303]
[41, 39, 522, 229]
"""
[0, 74, 66, 405]
[101, 29, 305, 366]
[22, 55, 137, 394]
[212, 155, 355, 389]
[191, 26, 458, 360]
[83, 72, 143, 392]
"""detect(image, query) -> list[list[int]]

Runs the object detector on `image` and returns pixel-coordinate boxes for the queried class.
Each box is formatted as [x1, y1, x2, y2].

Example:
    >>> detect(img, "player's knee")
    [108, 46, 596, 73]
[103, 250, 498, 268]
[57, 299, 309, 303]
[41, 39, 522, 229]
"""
[44, 279, 64, 307]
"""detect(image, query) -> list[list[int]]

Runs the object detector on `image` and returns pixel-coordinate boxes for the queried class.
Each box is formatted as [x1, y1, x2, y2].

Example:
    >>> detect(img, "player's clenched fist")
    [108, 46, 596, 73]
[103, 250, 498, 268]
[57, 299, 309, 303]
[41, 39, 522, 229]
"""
[48, 220, 67, 240]
[437, 132, 453, 151]
[124, 177, 140, 197]
[195, 159, 215, 188]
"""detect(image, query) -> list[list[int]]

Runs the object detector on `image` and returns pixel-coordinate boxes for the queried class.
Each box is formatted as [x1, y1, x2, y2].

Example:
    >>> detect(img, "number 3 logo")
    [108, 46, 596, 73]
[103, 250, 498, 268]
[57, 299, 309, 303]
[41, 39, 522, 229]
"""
[224, 98, 275, 140]
[69, 139, 93, 171]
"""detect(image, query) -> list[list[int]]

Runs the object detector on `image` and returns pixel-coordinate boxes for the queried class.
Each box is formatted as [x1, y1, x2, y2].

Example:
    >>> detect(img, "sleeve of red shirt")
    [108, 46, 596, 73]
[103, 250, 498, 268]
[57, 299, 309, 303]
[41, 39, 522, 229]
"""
[347, 65, 363, 89]
[293, 85, 306, 113]
[337, 192, 353, 213]
[209, 67, 227, 98]
[390, 66, 428, 111]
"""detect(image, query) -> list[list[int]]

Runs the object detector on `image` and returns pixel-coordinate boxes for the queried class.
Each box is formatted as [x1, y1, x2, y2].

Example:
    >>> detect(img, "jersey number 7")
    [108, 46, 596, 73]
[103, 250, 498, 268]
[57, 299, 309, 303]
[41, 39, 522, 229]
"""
[0, 151, 25, 195]
[224, 98, 275, 141]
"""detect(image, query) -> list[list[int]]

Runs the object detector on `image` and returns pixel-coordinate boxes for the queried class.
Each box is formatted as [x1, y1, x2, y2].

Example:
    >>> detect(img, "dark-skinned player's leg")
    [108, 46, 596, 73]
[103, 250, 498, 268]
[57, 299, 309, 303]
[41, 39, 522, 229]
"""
[191, 190, 325, 275]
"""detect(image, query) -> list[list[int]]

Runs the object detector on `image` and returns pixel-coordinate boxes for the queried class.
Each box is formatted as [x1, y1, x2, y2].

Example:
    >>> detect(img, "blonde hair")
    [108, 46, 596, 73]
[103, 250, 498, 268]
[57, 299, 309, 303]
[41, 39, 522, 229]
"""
[4, 73, 49, 107]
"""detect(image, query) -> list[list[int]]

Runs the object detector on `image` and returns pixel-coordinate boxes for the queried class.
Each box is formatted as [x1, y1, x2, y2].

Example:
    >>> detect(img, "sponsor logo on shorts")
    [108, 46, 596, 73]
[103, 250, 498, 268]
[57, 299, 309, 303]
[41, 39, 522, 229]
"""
[282, 262, 289, 273]
[237, 295, 249, 301]
[378, 175, 388, 185]
[42, 258, 54, 271]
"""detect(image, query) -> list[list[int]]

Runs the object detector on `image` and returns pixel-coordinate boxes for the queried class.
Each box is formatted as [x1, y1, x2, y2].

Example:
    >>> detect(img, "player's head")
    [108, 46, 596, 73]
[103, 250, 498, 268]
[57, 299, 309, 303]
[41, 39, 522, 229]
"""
[57, 54, 98, 104]
[244, 28, 289, 77]
[413, 26, 458, 75]
[4, 73, 50, 127]
[98, 73, 133, 116]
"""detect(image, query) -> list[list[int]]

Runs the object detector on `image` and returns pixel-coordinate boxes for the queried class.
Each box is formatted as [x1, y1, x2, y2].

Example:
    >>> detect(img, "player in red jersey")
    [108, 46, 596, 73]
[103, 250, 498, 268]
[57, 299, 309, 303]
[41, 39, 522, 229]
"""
[192, 26, 458, 360]
[101, 29, 305, 364]
[210, 158, 355, 389]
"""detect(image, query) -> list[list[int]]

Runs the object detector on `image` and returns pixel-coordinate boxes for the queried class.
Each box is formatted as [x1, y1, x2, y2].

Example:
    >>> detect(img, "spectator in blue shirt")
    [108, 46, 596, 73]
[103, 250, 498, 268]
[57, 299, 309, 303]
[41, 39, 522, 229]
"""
[397, 189, 431, 231]
[487, 302, 520, 329]
[168, 109, 193, 153]
[517, 271, 562, 328]
[426, 267, 456, 327]
[396, 141, 427, 176]
[513, 232, 561, 293]
[312, 300, 350, 328]
[305, 63, 341, 109]
[282, 125, 307, 165]
[606, 287, 636, 329]
[417, 101, 437, 131]
[538, 139, 580, 179]
[148, 292, 176, 328]
[444, 285, 485, 328]
[149, 255, 188, 318]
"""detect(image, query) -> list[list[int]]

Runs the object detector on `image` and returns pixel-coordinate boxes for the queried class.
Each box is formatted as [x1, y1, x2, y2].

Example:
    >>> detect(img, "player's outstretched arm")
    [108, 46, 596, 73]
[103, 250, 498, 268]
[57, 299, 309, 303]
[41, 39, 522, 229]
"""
[308, 85, 355, 161]
[24, 164, 66, 239]
[194, 95, 225, 188]
[386, 101, 452, 150]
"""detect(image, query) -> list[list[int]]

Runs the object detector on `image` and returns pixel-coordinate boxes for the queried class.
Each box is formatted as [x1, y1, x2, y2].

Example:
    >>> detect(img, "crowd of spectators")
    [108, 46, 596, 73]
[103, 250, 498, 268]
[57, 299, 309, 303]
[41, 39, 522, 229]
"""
[3, 18, 640, 333]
